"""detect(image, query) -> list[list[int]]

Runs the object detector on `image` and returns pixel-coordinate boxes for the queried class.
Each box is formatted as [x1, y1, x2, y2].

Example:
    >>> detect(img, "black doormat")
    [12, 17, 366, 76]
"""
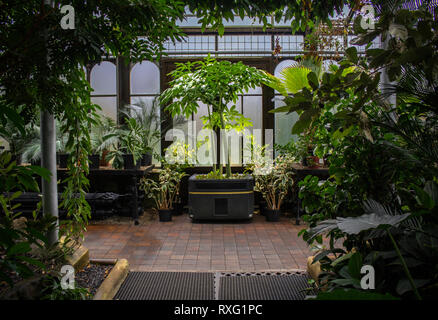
[114, 271, 312, 300]
[114, 272, 214, 300]
[218, 272, 311, 300]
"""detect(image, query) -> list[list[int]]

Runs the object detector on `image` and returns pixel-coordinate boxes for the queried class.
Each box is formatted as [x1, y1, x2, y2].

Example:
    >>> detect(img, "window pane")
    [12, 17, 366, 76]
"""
[92, 97, 117, 121]
[274, 96, 298, 148]
[130, 96, 161, 164]
[130, 62, 160, 94]
[90, 61, 116, 95]
[242, 95, 262, 130]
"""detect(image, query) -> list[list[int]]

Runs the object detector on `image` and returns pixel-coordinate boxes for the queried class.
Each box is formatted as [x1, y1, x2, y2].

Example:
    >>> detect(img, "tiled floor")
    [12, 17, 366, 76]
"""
[83, 214, 312, 272]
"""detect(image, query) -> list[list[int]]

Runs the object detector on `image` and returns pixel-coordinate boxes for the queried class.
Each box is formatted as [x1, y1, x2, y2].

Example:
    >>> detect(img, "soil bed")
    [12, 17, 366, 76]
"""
[75, 263, 113, 296]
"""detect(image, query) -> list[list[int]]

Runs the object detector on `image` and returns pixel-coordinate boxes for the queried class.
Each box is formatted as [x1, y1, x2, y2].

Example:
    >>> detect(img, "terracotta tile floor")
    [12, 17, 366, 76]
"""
[83, 214, 312, 272]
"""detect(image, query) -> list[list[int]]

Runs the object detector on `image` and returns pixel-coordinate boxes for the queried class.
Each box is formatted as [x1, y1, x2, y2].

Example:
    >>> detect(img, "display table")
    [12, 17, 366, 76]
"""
[57, 165, 154, 225]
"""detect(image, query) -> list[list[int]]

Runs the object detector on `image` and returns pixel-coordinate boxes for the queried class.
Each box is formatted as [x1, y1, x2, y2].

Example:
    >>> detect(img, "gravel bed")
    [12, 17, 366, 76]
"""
[75, 263, 113, 296]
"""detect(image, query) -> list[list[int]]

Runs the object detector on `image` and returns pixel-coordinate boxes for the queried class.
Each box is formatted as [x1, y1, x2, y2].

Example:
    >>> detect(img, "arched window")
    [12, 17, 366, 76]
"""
[129, 61, 161, 163]
[90, 61, 117, 121]
[274, 60, 300, 149]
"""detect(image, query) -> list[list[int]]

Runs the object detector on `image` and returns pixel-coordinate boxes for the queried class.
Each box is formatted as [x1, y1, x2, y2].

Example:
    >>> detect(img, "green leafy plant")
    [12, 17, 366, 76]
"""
[251, 154, 295, 210]
[140, 165, 186, 211]
[40, 273, 90, 300]
[105, 118, 144, 169]
[0, 151, 56, 287]
[121, 100, 162, 158]
[160, 55, 269, 178]
[89, 116, 118, 157]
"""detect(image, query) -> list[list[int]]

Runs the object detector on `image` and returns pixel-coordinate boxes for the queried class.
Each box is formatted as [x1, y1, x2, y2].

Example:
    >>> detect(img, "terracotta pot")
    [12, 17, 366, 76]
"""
[100, 149, 110, 167]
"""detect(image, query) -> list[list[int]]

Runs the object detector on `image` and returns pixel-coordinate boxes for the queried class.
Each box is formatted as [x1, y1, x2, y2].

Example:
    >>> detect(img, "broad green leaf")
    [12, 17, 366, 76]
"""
[348, 252, 363, 279]
[7, 242, 31, 256]
[280, 66, 311, 94]
[345, 47, 358, 64]
[336, 213, 411, 235]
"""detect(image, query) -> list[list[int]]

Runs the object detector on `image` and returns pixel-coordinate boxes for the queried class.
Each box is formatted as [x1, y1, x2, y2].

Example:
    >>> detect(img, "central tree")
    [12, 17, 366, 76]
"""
[161, 56, 268, 178]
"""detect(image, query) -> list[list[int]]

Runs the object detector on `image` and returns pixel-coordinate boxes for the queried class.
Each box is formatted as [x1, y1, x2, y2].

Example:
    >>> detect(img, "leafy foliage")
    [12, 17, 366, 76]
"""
[295, 2, 438, 300]
[161, 55, 269, 177]
[0, 151, 57, 287]
[140, 166, 186, 210]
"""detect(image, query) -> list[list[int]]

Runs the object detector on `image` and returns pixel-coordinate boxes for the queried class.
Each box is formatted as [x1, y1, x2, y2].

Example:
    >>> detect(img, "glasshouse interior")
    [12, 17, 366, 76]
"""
[1, 0, 437, 302]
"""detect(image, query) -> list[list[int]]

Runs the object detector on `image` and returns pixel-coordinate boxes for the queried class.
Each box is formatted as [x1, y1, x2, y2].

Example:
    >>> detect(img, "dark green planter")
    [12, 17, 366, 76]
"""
[188, 174, 254, 221]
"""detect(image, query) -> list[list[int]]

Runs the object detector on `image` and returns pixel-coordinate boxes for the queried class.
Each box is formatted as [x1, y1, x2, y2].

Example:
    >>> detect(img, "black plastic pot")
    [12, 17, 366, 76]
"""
[58, 154, 69, 168]
[265, 209, 281, 222]
[88, 154, 100, 170]
[122, 154, 140, 170]
[158, 209, 173, 222]
[172, 202, 184, 215]
[141, 153, 152, 166]
[30, 159, 41, 166]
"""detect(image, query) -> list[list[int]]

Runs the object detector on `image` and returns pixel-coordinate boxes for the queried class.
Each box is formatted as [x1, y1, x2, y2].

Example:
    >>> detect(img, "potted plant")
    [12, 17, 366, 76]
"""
[252, 154, 295, 222]
[0, 118, 37, 165]
[163, 140, 195, 215]
[120, 100, 162, 166]
[89, 116, 118, 169]
[105, 118, 143, 170]
[160, 56, 269, 221]
[20, 121, 68, 167]
[140, 165, 185, 222]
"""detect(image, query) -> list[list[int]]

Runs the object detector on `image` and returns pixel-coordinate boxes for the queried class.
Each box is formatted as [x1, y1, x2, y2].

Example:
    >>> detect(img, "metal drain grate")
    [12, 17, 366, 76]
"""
[113, 271, 313, 300]
[114, 272, 214, 300]
[218, 273, 312, 300]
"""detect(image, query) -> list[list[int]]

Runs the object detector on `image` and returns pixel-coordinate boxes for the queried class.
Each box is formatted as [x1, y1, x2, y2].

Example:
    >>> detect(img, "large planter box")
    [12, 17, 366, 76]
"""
[188, 174, 254, 221]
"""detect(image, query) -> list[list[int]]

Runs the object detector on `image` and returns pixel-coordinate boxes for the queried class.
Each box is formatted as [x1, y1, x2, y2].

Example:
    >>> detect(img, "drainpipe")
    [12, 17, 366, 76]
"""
[41, 0, 59, 245]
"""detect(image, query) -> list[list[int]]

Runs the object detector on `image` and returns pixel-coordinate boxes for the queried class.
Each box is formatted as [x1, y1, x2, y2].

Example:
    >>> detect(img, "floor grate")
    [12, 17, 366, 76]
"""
[114, 271, 313, 300]
[218, 272, 311, 300]
[114, 272, 214, 300]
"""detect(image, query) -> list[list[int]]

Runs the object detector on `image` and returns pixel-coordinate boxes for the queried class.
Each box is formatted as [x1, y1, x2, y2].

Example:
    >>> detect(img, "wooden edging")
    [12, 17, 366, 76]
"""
[93, 259, 129, 300]
[63, 240, 90, 272]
